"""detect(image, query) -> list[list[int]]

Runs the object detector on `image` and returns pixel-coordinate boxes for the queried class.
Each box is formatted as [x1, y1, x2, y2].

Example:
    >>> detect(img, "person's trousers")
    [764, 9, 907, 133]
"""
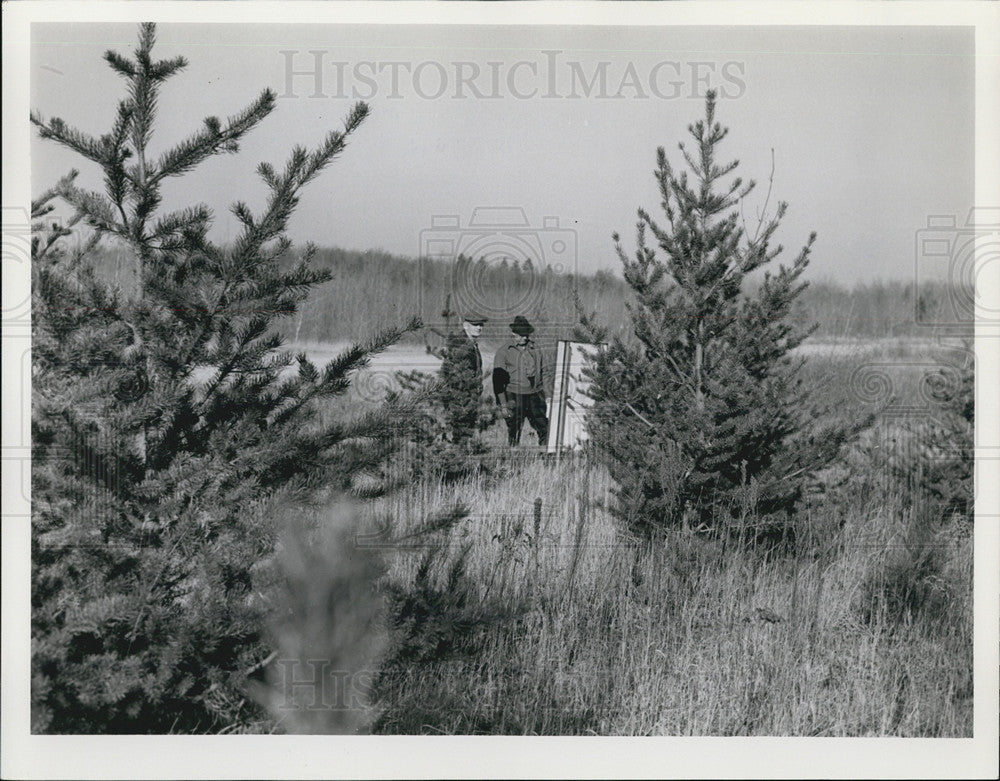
[505, 392, 549, 446]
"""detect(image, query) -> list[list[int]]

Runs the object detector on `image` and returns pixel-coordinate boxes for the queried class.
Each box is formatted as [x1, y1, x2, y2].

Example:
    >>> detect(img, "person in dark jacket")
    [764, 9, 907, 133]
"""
[439, 312, 488, 441]
[451, 312, 485, 376]
[492, 316, 549, 447]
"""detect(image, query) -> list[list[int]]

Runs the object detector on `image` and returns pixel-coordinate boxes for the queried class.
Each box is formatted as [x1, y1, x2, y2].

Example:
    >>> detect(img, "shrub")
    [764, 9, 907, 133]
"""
[857, 507, 972, 629]
[370, 507, 523, 734]
[921, 347, 974, 520]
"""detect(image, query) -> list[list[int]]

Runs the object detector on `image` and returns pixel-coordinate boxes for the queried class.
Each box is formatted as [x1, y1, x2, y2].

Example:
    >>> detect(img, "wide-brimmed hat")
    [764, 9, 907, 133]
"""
[509, 315, 534, 336]
[463, 312, 487, 326]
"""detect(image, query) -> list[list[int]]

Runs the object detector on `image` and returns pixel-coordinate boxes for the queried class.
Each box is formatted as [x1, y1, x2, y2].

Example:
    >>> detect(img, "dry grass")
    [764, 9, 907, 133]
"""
[355, 435, 971, 736]
[340, 342, 973, 737]
[205, 274, 970, 736]
[64, 247, 974, 737]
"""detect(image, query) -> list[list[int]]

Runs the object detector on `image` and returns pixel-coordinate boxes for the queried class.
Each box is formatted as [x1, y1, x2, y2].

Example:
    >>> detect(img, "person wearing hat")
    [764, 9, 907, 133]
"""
[492, 316, 549, 447]
[438, 312, 488, 441]
[445, 311, 485, 375]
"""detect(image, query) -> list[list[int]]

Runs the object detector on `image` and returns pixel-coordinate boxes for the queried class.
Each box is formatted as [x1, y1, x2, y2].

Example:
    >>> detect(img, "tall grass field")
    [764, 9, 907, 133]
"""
[254, 274, 973, 737]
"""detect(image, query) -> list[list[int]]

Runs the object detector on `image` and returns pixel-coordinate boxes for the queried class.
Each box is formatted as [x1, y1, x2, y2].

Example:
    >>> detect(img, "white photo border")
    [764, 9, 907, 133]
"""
[3, 2, 998, 779]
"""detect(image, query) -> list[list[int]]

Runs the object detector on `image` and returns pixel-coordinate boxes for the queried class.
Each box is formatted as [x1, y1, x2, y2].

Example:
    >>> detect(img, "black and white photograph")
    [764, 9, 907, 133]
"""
[3, 2, 998, 778]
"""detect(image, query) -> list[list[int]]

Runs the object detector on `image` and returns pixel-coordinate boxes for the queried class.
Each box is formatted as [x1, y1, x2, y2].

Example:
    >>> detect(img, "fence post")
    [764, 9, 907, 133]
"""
[532, 497, 542, 573]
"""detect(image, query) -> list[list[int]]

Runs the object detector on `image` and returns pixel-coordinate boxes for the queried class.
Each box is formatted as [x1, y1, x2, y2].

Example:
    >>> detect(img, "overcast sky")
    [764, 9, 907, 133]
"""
[30, 23, 974, 284]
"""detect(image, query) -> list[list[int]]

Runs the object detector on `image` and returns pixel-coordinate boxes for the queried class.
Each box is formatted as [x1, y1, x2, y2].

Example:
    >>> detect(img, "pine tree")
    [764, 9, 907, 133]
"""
[581, 91, 868, 542]
[31, 23, 416, 733]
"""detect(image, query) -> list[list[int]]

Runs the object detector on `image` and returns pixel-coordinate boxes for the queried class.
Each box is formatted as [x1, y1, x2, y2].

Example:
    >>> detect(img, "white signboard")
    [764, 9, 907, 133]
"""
[546, 340, 603, 454]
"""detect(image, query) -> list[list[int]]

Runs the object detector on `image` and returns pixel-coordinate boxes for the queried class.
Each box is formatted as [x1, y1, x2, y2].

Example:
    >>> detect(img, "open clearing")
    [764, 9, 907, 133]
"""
[279, 336, 957, 402]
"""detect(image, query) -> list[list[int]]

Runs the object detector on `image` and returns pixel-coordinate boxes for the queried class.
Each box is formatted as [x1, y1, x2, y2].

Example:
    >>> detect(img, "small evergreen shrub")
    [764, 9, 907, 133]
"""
[920, 349, 974, 520]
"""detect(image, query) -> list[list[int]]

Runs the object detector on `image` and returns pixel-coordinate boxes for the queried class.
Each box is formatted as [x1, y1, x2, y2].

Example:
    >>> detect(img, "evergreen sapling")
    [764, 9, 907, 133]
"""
[580, 91, 871, 542]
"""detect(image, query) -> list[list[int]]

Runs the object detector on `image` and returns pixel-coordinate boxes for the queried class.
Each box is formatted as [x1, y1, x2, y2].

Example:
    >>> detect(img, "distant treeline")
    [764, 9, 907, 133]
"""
[86, 244, 967, 346]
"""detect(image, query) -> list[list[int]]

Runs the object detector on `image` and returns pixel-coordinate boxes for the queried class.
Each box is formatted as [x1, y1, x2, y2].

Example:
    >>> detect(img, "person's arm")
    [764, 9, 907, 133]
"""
[493, 366, 509, 404]
[492, 347, 511, 416]
[537, 348, 545, 399]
